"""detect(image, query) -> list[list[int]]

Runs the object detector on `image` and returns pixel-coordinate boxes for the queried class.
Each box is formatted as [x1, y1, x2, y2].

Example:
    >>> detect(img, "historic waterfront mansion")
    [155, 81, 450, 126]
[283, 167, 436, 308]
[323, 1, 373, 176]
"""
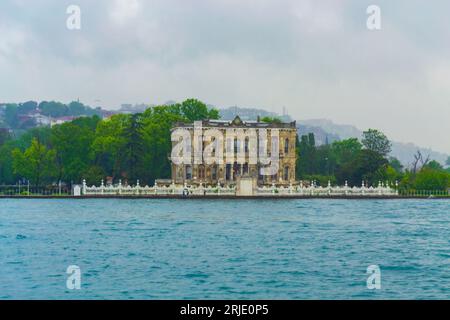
[170, 116, 297, 187]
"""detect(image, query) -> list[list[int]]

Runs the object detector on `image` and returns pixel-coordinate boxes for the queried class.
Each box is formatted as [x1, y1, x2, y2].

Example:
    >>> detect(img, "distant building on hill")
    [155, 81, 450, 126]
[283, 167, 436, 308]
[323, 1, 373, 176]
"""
[119, 103, 151, 114]
[50, 116, 78, 127]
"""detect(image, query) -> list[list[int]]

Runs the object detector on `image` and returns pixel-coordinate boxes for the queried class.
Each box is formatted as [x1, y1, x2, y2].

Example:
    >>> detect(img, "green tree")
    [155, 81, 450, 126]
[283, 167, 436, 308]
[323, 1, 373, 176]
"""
[123, 113, 145, 183]
[92, 114, 128, 180]
[414, 168, 449, 191]
[51, 116, 99, 184]
[296, 133, 316, 177]
[18, 101, 38, 114]
[446, 156, 450, 167]
[180, 99, 219, 121]
[82, 165, 106, 186]
[0, 129, 11, 146]
[12, 138, 56, 186]
[4, 104, 19, 128]
[424, 160, 444, 171]
[39, 101, 68, 117]
[261, 116, 282, 124]
[362, 129, 392, 156]
[388, 157, 403, 173]
[337, 149, 388, 186]
[140, 105, 185, 184]
[331, 138, 362, 166]
[0, 140, 18, 184]
[315, 144, 336, 176]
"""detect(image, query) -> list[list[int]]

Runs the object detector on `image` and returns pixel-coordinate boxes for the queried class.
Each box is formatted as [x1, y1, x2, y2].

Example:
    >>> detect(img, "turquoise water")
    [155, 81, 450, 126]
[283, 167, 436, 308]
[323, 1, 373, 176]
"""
[0, 199, 449, 299]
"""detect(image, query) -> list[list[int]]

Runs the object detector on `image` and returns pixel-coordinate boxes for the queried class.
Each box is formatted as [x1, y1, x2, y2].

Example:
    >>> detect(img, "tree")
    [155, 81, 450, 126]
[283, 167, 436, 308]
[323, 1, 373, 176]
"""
[92, 114, 128, 180]
[0, 129, 11, 146]
[4, 104, 19, 128]
[12, 138, 56, 186]
[261, 116, 282, 124]
[424, 160, 444, 171]
[296, 133, 316, 177]
[446, 156, 450, 167]
[122, 113, 145, 183]
[0, 140, 18, 184]
[362, 129, 392, 156]
[39, 101, 68, 117]
[180, 99, 219, 122]
[384, 165, 402, 183]
[414, 168, 449, 191]
[331, 138, 362, 166]
[51, 116, 99, 184]
[18, 101, 38, 114]
[411, 150, 430, 174]
[388, 157, 403, 173]
[337, 149, 388, 186]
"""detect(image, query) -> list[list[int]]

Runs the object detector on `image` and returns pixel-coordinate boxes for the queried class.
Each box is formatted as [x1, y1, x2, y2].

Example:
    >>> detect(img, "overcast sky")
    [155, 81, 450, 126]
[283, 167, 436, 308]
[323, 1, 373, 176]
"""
[1, 0, 449, 153]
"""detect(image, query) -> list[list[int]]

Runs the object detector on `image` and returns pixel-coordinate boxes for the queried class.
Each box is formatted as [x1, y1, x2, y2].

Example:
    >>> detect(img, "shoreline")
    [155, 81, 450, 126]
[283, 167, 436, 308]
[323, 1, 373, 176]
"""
[0, 195, 448, 200]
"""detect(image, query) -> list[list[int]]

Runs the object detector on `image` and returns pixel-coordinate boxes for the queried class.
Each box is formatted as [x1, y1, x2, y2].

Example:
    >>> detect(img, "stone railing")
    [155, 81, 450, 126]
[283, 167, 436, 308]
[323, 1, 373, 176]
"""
[81, 179, 399, 197]
[82, 180, 236, 196]
[256, 181, 398, 197]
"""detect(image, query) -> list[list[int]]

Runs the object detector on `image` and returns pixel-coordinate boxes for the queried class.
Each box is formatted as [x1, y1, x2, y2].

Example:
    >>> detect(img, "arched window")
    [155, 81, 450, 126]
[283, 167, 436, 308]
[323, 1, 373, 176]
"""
[284, 138, 289, 154]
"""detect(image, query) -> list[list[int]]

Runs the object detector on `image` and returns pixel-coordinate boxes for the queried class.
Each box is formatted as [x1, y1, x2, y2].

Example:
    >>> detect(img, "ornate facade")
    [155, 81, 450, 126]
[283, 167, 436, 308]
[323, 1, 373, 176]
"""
[170, 116, 297, 186]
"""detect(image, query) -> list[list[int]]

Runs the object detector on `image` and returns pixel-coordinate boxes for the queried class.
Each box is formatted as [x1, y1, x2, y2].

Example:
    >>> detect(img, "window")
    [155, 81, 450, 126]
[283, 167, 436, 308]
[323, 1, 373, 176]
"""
[198, 165, 205, 179]
[212, 165, 217, 180]
[284, 166, 289, 181]
[185, 165, 192, 180]
[284, 138, 289, 154]
[233, 162, 240, 179]
[258, 165, 263, 181]
[226, 164, 232, 180]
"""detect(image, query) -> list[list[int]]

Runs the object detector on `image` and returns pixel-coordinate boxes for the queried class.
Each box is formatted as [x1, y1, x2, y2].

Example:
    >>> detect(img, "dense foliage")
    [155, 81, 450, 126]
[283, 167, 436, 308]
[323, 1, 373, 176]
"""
[0, 100, 448, 191]
[1, 99, 218, 186]
[295, 128, 450, 191]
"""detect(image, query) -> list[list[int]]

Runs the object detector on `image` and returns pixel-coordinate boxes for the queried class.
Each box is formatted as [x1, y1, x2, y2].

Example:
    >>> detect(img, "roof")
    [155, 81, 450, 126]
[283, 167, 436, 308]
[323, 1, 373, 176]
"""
[174, 115, 296, 129]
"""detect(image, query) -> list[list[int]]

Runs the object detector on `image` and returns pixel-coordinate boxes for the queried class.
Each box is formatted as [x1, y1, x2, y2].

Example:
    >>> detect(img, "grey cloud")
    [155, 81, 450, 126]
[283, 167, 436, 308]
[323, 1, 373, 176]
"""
[0, 0, 449, 153]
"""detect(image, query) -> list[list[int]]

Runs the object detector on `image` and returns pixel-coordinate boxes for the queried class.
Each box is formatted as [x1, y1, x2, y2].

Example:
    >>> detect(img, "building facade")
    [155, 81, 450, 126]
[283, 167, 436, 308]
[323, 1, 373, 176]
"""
[170, 116, 297, 186]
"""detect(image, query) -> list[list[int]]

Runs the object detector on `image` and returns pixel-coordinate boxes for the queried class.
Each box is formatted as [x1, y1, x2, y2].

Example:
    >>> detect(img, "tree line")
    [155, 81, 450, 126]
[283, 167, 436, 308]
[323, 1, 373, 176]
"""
[0, 99, 449, 191]
[1, 99, 218, 187]
[295, 129, 450, 191]
[1, 100, 103, 129]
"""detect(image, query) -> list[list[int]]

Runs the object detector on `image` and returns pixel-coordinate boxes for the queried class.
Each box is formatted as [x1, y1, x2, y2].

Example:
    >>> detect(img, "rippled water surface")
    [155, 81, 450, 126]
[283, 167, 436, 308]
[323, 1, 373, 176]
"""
[0, 199, 449, 299]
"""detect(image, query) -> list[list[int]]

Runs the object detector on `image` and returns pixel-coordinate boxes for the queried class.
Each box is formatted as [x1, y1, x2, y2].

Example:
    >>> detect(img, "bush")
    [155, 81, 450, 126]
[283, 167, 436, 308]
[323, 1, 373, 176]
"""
[414, 168, 449, 191]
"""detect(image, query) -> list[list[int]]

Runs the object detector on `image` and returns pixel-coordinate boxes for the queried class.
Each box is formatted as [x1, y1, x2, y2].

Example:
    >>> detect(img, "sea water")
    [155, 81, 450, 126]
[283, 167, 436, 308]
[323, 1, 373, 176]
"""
[0, 199, 449, 299]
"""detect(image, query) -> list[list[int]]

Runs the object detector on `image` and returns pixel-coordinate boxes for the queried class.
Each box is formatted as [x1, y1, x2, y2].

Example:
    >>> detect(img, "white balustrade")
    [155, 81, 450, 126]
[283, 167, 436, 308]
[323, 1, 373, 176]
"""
[81, 179, 398, 197]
